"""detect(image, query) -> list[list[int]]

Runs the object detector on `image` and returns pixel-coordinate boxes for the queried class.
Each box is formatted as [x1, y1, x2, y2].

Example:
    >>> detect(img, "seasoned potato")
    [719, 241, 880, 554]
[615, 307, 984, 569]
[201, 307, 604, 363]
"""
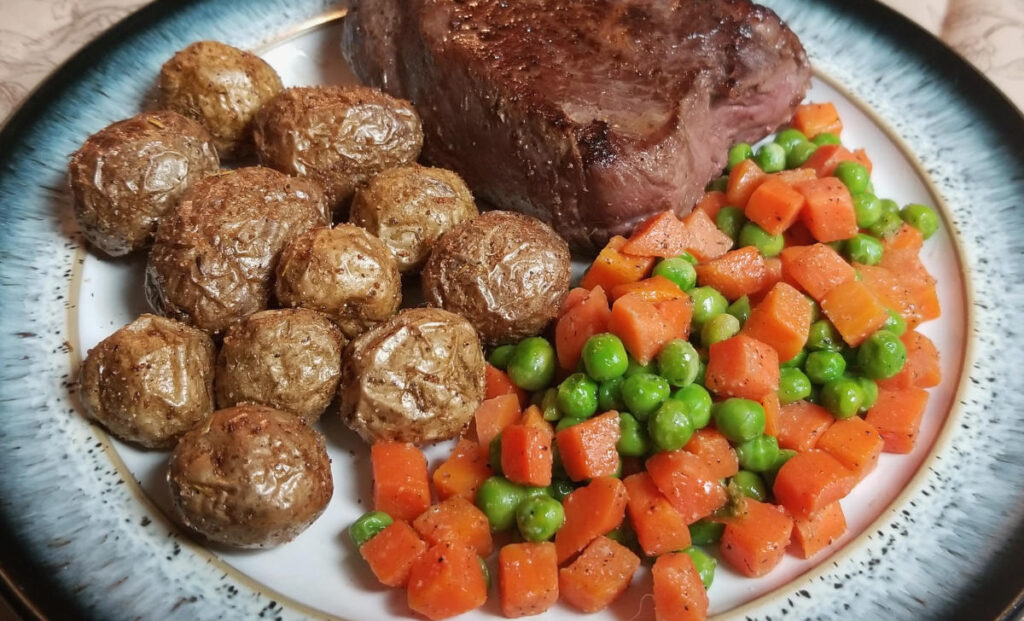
[339, 308, 486, 444]
[350, 165, 478, 273]
[158, 40, 283, 158]
[78, 314, 215, 449]
[274, 224, 401, 339]
[421, 211, 571, 345]
[168, 404, 333, 548]
[68, 110, 219, 256]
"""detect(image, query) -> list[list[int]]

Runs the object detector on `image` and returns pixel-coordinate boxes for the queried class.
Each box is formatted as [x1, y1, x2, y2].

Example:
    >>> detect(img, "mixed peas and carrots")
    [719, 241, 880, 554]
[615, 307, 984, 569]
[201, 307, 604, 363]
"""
[348, 101, 943, 619]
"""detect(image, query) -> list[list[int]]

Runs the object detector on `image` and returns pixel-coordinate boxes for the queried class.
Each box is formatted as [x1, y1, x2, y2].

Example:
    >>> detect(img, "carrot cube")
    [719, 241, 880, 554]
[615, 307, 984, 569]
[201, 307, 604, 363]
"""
[726, 158, 767, 208]
[679, 208, 735, 262]
[883, 223, 924, 252]
[622, 211, 692, 258]
[646, 450, 727, 524]
[744, 177, 807, 235]
[776, 400, 834, 452]
[780, 243, 857, 301]
[821, 280, 890, 346]
[720, 499, 794, 577]
[520, 405, 555, 439]
[682, 428, 739, 480]
[433, 438, 493, 501]
[499, 542, 559, 617]
[555, 285, 612, 371]
[705, 334, 780, 401]
[795, 177, 858, 243]
[501, 423, 554, 487]
[474, 394, 521, 457]
[792, 102, 843, 138]
[655, 297, 694, 343]
[695, 190, 728, 221]
[772, 450, 855, 520]
[413, 496, 494, 557]
[741, 282, 812, 362]
[609, 292, 681, 364]
[372, 442, 431, 522]
[623, 472, 692, 557]
[817, 417, 884, 481]
[555, 477, 628, 564]
[485, 363, 528, 407]
[800, 144, 856, 178]
[652, 552, 709, 621]
[555, 411, 621, 482]
[559, 536, 641, 613]
[695, 246, 768, 301]
[790, 501, 847, 559]
[360, 520, 428, 587]
[878, 330, 941, 390]
[762, 391, 782, 438]
[611, 275, 687, 303]
[865, 387, 930, 454]
[580, 236, 654, 292]
[407, 541, 488, 620]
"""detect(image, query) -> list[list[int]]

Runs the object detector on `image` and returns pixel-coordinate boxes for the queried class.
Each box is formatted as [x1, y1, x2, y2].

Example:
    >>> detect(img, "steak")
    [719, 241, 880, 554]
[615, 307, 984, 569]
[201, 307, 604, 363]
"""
[343, 0, 811, 252]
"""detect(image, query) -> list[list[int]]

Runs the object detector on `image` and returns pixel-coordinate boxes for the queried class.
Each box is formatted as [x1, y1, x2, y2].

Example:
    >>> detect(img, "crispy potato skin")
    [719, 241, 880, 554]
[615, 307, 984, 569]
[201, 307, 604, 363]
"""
[158, 40, 283, 158]
[274, 224, 402, 339]
[339, 307, 485, 444]
[215, 309, 345, 423]
[68, 110, 219, 256]
[421, 211, 571, 345]
[254, 86, 423, 214]
[168, 404, 333, 548]
[145, 166, 329, 334]
[78, 314, 215, 449]
[349, 165, 478, 273]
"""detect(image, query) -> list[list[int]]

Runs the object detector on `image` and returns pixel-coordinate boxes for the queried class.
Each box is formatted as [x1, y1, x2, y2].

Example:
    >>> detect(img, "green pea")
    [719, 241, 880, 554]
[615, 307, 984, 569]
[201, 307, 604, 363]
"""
[625, 357, 657, 378]
[857, 330, 907, 379]
[707, 176, 729, 192]
[786, 140, 818, 169]
[479, 556, 491, 591]
[489, 434, 504, 473]
[883, 309, 907, 338]
[833, 161, 870, 194]
[901, 203, 940, 239]
[348, 511, 394, 548]
[754, 143, 786, 173]
[648, 400, 695, 453]
[538, 388, 561, 422]
[476, 476, 526, 532]
[508, 337, 556, 391]
[738, 222, 785, 257]
[764, 448, 798, 488]
[730, 470, 768, 501]
[715, 206, 747, 242]
[617, 412, 652, 457]
[807, 297, 822, 323]
[671, 384, 713, 429]
[879, 198, 900, 216]
[598, 377, 627, 412]
[682, 546, 717, 590]
[735, 435, 780, 472]
[852, 192, 883, 229]
[688, 286, 729, 327]
[778, 367, 812, 404]
[727, 142, 753, 171]
[806, 320, 842, 351]
[557, 373, 599, 419]
[811, 132, 841, 146]
[805, 350, 847, 384]
[774, 128, 809, 154]
[712, 398, 766, 443]
[781, 349, 808, 369]
[523, 485, 552, 500]
[727, 295, 752, 326]
[653, 257, 698, 291]
[701, 313, 741, 346]
[845, 233, 884, 266]
[487, 344, 516, 370]
[622, 373, 671, 421]
[516, 495, 565, 542]
[657, 339, 700, 387]
[858, 377, 879, 412]
[694, 358, 707, 387]
[689, 519, 725, 546]
[820, 378, 865, 419]
[581, 333, 629, 382]
[868, 211, 903, 239]
[548, 478, 575, 503]
[556, 416, 586, 431]
[678, 251, 699, 265]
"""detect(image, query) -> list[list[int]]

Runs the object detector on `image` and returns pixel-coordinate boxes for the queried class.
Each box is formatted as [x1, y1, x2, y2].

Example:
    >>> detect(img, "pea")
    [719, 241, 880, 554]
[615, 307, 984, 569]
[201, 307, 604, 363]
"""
[648, 400, 695, 453]
[786, 140, 818, 169]
[868, 210, 903, 239]
[487, 344, 515, 370]
[901, 203, 940, 239]
[857, 377, 879, 412]
[556, 373, 599, 419]
[820, 378, 865, 419]
[689, 519, 725, 546]
[883, 309, 907, 338]
[617, 412, 652, 457]
[852, 192, 883, 228]
[489, 434, 504, 473]
[549, 478, 575, 503]
[807, 297, 822, 323]
[712, 398, 765, 443]
[653, 257, 698, 291]
[879, 198, 900, 216]
[735, 435, 780, 472]
[622, 373, 671, 421]
[806, 320, 842, 351]
[516, 495, 565, 542]
[781, 349, 808, 369]
[805, 350, 847, 384]
[682, 546, 717, 590]
[845, 233, 884, 265]
[778, 367, 812, 404]
[811, 132, 841, 146]
[598, 377, 627, 412]
[707, 176, 729, 192]
[476, 476, 526, 532]
[727, 295, 751, 325]
[715, 206, 747, 241]
[727, 142, 753, 170]
[538, 388, 560, 421]
[764, 448, 798, 488]
[508, 337, 556, 391]
[581, 333, 629, 382]
[556, 416, 586, 431]
[738, 222, 785, 257]
[678, 251, 699, 265]
[478, 556, 491, 591]
[688, 286, 729, 327]
[857, 330, 907, 379]
[657, 339, 700, 387]
[833, 161, 870, 194]
[348, 511, 394, 548]
[694, 358, 707, 386]
[774, 128, 809, 154]
[701, 313, 741, 346]
[754, 143, 786, 173]
[730, 470, 768, 501]
[625, 357, 657, 377]
[671, 384, 713, 429]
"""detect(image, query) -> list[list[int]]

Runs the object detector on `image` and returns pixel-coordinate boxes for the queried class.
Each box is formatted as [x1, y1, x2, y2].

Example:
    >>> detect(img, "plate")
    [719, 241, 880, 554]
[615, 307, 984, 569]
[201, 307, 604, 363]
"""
[1, 1, 1022, 619]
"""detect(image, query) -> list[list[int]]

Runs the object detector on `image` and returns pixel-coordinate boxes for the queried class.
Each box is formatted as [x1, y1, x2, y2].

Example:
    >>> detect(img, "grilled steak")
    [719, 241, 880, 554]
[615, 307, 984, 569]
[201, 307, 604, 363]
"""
[343, 0, 810, 252]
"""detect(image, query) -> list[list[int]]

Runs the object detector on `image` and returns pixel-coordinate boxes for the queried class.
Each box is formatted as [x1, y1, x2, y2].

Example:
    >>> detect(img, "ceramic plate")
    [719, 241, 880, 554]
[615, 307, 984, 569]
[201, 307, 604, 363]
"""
[1, 0, 1023, 619]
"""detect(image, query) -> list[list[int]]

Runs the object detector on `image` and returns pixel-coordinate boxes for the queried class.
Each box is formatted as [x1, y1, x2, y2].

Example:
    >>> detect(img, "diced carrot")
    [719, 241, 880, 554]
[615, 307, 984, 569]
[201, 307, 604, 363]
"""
[652, 552, 709, 621]
[433, 438, 493, 501]
[694, 246, 767, 300]
[580, 236, 655, 292]
[622, 211, 692, 258]
[741, 282, 812, 362]
[865, 387, 929, 454]
[556, 411, 621, 482]
[726, 158, 767, 208]
[623, 472, 692, 556]
[499, 542, 559, 617]
[821, 280, 890, 346]
[878, 330, 941, 390]
[790, 501, 847, 559]
[555, 285, 612, 371]
[502, 423, 554, 487]
[879, 247, 936, 290]
[360, 520, 428, 587]
[795, 177, 858, 243]
[682, 428, 739, 480]
[908, 282, 941, 327]
[720, 499, 794, 578]
[413, 496, 494, 557]
[817, 417, 884, 481]
[851, 148, 873, 174]
[555, 477, 629, 564]
[611, 275, 687, 303]
[800, 144, 856, 178]
[646, 450, 728, 524]
[705, 334, 780, 401]
[772, 450, 855, 520]
[776, 400, 834, 452]
[792, 102, 843, 138]
[655, 297, 694, 343]
[407, 541, 488, 620]
[695, 190, 728, 221]
[609, 293, 683, 364]
[783, 221, 816, 247]
[883, 223, 923, 252]
[744, 177, 807, 235]
[559, 537, 640, 613]
[753, 257, 784, 303]
[762, 392, 782, 438]
[857, 264, 920, 325]
[520, 404, 555, 439]
[780, 244, 856, 302]
[559, 287, 590, 318]
[877, 248, 940, 327]
[771, 168, 818, 186]
[485, 363, 528, 408]
[679, 208, 734, 262]
[372, 442, 431, 522]
[474, 394, 522, 458]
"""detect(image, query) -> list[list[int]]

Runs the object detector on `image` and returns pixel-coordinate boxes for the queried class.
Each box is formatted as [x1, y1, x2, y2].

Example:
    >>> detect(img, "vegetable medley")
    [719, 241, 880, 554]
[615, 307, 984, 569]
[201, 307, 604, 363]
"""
[349, 101, 943, 620]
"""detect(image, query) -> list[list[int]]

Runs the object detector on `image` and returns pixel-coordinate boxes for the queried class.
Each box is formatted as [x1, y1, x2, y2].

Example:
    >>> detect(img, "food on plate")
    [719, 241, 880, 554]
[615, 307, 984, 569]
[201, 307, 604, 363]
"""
[342, 0, 810, 251]
[339, 307, 485, 444]
[78, 313, 215, 449]
[349, 165, 478, 273]
[68, 110, 219, 256]
[158, 40, 283, 157]
[274, 223, 402, 338]
[167, 404, 333, 548]
[214, 308, 345, 423]
[253, 85, 423, 213]
[421, 210, 571, 345]
[145, 166, 329, 334]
